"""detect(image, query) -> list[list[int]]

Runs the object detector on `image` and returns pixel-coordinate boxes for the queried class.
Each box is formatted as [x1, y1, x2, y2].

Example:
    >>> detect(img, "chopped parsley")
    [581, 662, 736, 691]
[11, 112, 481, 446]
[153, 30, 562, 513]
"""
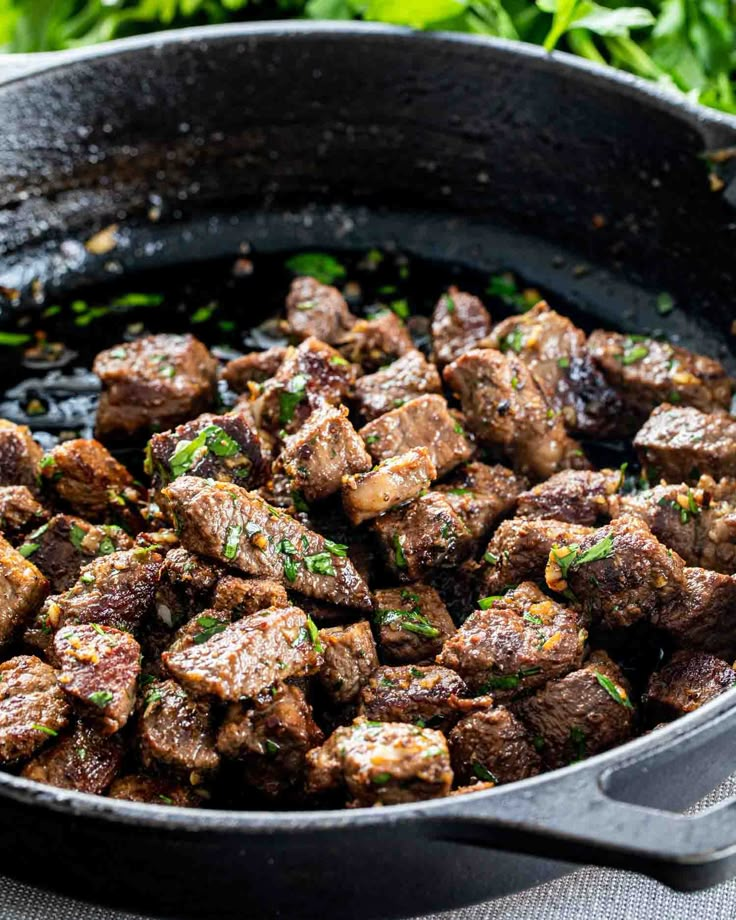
[658, 489, 701, 524]
[499, 327, 525, 354]
[88, 690, 113, 708]
[305, 616, 324, 654]
[285, 252, 346, 285]
[620, 339, 650, 366]
[594, 671, 633, 709]
[569, 726, 587, 763]
[478, 595, 504, 610]
[17, 542, 39, 558]
[557, 356, 570, 369]
[223, 523, 243, 560]
[193, 615, 228, 644]
[31, 724, 58, 736]
[80, 572, 96, 585]
[168, 424, 240, 479]
[329, 353, 349, 367]
[374, 607, 440, 639]
[364, 434, 380, 445]
[264, 739, 281, 756]
[393, 534, 408, 570]
[483, 551, 499, 566]
[444, 294, 456, 314]
[479, 665, 542, 693]
[69, 523, 87, 550]
[656, 292, 675, 316]
[324, 539, 348, 557]
[550, 535, 615, 581]
[98, 535, 116, 555]
[389, 298, 410, 321]
[472, 762, 498, 784]
[291, 490, 310, 513]
[278, 373, 309, 424]
[304, 552, 336, 576]
[282, 556, 299, 583]
[371, 772, 392, 785]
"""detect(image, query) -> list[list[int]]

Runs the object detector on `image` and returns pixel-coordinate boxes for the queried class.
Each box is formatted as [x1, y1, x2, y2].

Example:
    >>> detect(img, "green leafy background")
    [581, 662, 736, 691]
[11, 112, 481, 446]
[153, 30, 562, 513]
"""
[0, 1, 733, 113]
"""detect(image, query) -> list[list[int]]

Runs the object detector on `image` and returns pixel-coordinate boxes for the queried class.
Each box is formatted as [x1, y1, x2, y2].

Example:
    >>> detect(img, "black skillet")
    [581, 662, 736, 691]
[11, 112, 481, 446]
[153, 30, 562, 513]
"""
[1, 23, 736, 920]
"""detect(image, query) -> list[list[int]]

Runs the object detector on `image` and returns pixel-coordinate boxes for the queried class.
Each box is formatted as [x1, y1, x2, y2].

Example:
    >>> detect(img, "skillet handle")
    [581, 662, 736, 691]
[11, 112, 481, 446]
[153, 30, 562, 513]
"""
[429, 694, 736, 892]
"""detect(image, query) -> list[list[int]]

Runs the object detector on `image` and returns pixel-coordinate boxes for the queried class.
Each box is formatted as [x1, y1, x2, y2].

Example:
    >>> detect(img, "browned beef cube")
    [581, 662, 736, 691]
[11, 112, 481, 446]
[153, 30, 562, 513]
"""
[139, 678, 220, 776]
[0, 486, 47, 540]
[643, 651, 736, 723]
[0, 534, 48, 645]
[21, 721, 124, 794]
[448, 706, 542, 786]
[279, 404, 371, 502]
[163, 606, 323, 701]
[514, 651, 634, 768]
[216, 683, 324, 798]
[337, 310, 414, 371]
[589, 329, 732, 423]
[435, 462, 526, 542]
[94, 333, 218, 440]
[305, 718, 453, 806]
[634, 404, 736, 482]
[154, 547, 223, 630]
[166, 609, 231, 657]
[222, 346, 288, 392]
[373, 584, 455, 662]
[651, 567, 736, 658]
[438, 583, 586, 696]
[431, 287, 492, 368]
[212, 575, 288, 619]
[40, 439, 143, 528]
[341, 448, 436, 526]
[54, 624, 140, 733]
[0, 420, 43, 492]
[479, 518, 594, 596]
[359, 665, 489, 731]
[444, 349, 588, 480]
[285, 276, 356, 344]
[0, 656, 70, 762]
[353, 350, 442, 422]
[21, 515, 133, 595]
[517, 469, 621, 526]
[147, 413, 266, 495]
[318, 620, 379, 705]
[546, 515, 686, 630]
[359, 395, 473, 478]
[108, 774, 201, 807]
[163, 477, 373, 610]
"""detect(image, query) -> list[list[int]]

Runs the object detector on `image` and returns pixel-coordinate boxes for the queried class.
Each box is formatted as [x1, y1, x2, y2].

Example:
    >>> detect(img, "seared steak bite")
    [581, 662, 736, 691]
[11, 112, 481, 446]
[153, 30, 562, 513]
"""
[54, 624, 141, 733]
[154, 547, 223, 629]
[643, 651, 736, 723]
[353, 350, 442, 422]
[0, 535, 48, 645]
[108, 774, 201, 807]
[163, 477, 373, 610]
[515, 651, 634, 769]
[318, 620, 379, 705]
[359, 394, 473, 478]
[0, 656, 70, 762]
[373, 584, 455, 663]
[94, 333, 218, 439]
[448, 706, 542, 786]
[516, 468, 621, 526]
[546, 515, 686, 630]
[437, 583, 586, 696]
[211, 575, 288, 619]
[444, 349, 588, 480]
[163, 606, 323, 701]
[0, 486, 47, 540]
[337, 310, 414, 371]
[435, 462, 526, 543]
[431, 287, 492, 368]
[305, 718, 453, 806]
[222, 346, 288, 393]
[634, 404, 736, 482]
[285, 276, 355, 344]
[342, 448, 437, 526]
[588, 329, 732, 421]
[21, 721, 124, 794]
[0, 420, 43, 492]
[651, 567, 736, 658]
[216, 683, 324, 798]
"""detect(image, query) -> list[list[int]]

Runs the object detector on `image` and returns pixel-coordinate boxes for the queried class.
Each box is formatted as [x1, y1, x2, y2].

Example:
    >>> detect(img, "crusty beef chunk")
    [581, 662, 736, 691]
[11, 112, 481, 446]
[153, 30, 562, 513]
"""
[94, 333, 218, 440]
[163, 606, 323, 701]
[0, 420, 43, 492]
[0, 534, 48, 645]
[444, 349, 588, 480]
[546, 515, 686, 630]
[147, 413, 266, 495]
[634, 404, 736, 482]
[279, 404, 371, 503]
[353, 350, 442, 422]
[438, 583, 585, 696]
[337, 310, 414, 372]
[318, 620, 379, 705]
[652, 567, 736, 658]
[54, 624, 140, 733]
[515, 651, 635, 768]
[163, 477, 372, 610]
[216, 683, 324, 798]
[372, 493, 473, 581]
[305, 718, 452, 806]
[479, 518, 594, 596]
[341, 448, 436, 526]
[517, 468, 621, 526]
[373, 584, 455, 663]
[285, 276, 355, 344]
[359, 665, 489, 731]
[0, 656, 70, 763]
[222, 346, 288, 393]
[643, 651, 736, 723]
[139, 678, 220, 776]
[589, 330, 732, 422]
[0, 486, 47, 540]
[431, 287, 492, 368]
[21, 721, 124, 794]
[154, 547, 223, 629]
[435, 462, 526, 543]
[20, 515, 133, 595]
[108, 774, 201, 807]
[448, 706, 542, 786]
[212, 575, 288, 620]
[359, 395, 473, 478]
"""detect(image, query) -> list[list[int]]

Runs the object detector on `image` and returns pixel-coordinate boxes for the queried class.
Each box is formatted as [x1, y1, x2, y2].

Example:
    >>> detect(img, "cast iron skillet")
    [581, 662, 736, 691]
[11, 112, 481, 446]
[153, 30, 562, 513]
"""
[2, 23, 736, 920]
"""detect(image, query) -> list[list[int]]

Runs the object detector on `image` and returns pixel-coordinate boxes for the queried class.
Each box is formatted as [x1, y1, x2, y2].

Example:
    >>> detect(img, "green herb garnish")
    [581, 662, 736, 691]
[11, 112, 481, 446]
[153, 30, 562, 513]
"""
[472, 762, 498, 784]
[88, 690, 113, 708]
[594, 671, 633, 709]
[393, 534, 408, 570]
[550, 535, 615, 581]
[278, 373, 309, 425]
[285, 252, 346, 285]
[168, 424, 240, 479]
[223, 523, 243, 560]
[193, 615, 227, 644]
[304, 553, 336, 576]
[31, 724, 58, 736]
[374, 607, 440, 639]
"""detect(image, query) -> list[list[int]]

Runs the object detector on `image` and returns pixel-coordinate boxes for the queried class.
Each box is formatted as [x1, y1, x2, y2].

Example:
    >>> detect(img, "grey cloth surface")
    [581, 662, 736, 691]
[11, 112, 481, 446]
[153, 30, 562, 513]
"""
[2, 777, 734, 920]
